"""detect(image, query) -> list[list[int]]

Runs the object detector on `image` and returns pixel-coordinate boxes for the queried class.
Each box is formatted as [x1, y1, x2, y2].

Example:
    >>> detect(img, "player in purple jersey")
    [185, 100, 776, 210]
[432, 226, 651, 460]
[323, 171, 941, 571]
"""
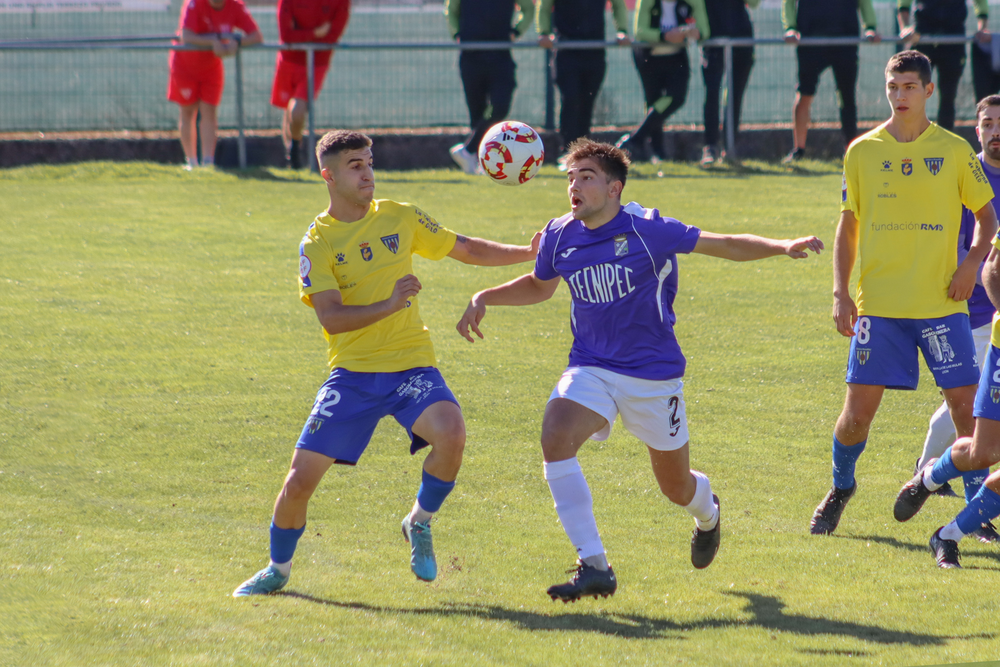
[456, 139, 823, 601]
[914, 95, 1000, 529]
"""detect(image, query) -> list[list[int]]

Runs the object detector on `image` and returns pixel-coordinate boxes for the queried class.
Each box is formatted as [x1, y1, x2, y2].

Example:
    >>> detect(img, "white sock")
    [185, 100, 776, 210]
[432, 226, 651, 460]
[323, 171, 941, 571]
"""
[544, 458, 606, 567]
[939, 521, 967, 543]
[269, 559, 291, 577]
[922, 466, 944, 492]
[408, 500, 433, 526]
[187, 157, 199, 168]
[919, 402, 955, 468]
[685, 471, 718, 531]
[202, 156, 214, 166]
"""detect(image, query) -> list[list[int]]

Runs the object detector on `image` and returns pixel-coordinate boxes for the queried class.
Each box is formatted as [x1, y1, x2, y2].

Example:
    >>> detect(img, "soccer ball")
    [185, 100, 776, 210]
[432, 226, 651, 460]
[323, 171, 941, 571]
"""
[478, 121, 545, 186]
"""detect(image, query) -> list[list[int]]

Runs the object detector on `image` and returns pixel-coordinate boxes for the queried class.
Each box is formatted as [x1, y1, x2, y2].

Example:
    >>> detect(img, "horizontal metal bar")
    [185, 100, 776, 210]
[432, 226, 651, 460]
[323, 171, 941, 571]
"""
[0, 34, 976, 51]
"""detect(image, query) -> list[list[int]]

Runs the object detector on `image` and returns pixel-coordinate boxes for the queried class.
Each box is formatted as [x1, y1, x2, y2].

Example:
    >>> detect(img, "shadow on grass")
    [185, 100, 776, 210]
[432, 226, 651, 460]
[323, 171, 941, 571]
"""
[279, 590, 991, 646]
[837, 534, 929, 555]
[843, 533, 1000, 571]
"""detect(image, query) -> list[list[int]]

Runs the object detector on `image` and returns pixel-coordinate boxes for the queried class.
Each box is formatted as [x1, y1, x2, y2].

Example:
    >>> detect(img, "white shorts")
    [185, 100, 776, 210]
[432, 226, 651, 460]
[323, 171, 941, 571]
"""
[548, 366, 690, 451]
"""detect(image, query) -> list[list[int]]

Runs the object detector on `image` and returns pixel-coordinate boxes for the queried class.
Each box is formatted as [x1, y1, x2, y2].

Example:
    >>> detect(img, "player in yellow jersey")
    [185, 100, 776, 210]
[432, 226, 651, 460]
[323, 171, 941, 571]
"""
[233, 130, 539, 595]
[810, 50, 998, 535]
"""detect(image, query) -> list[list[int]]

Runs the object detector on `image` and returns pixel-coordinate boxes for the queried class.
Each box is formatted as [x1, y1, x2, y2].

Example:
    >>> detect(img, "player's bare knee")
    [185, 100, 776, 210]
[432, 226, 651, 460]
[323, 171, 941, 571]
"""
[281, 471, 317, 505]
[433, 429, 465, 462]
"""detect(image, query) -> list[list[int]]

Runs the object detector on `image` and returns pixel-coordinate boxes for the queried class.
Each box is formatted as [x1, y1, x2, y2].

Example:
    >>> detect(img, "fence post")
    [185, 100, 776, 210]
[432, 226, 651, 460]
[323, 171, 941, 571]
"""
[544, 48, 555, 132]
[724, 41, 736, 161]
[306, 47, 317, 172]
[235, 47, 247, 169]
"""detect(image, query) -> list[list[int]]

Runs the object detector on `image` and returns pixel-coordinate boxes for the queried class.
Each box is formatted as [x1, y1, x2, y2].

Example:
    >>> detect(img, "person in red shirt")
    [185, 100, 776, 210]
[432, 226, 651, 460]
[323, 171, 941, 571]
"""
[168, 0, 262, 169]
[271, 0, 351, 169]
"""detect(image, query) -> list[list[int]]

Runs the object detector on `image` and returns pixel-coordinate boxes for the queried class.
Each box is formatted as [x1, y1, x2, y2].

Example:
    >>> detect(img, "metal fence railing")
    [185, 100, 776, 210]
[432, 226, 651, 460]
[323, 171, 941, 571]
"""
[0, 32, 984, 168]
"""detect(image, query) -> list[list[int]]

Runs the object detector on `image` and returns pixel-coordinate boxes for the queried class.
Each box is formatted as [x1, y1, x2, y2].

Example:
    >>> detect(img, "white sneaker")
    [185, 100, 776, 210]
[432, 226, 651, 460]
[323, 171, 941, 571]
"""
[450, 143, 480, 175]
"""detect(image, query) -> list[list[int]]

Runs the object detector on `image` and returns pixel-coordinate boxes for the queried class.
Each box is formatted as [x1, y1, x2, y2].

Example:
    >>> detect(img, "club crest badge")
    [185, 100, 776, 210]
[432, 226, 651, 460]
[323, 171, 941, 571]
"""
[359, 242, 373, 261]
[856, 349, 871, 365]
[380, 234, 400, 254]
[901, 159, 912, 176]
[614, 234, 628, 257]
[991, 387, 1000, 404]
[924, 157, 944, 175]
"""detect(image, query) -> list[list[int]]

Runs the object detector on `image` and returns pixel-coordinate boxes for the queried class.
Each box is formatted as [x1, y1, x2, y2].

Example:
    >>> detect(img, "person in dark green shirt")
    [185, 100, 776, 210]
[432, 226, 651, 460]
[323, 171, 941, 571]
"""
[899, 0, 989, 130]
[700, 0, 760, 166]
[537, 0, 630, 163]
[445, 0, 535, 175]
[781, 0, 879, 162]
[616, 0, 710, 162]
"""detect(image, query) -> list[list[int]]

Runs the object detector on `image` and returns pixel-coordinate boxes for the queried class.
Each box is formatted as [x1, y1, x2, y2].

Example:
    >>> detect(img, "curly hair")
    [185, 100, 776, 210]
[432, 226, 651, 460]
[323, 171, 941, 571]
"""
[564, 138, 630, 188]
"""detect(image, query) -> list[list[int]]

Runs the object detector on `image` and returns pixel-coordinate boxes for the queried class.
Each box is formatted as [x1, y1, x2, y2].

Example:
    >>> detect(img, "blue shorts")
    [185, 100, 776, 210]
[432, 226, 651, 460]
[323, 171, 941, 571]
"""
[846, 314, 980, 390]
[296, 367, 459, 465]
[974, 344, 1000, 421]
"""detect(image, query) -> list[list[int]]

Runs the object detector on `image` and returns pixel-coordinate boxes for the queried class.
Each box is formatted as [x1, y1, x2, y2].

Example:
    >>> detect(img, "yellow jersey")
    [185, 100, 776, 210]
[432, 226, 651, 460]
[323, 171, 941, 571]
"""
[298, 199, 458, 373]
[842, 123, 994, 319]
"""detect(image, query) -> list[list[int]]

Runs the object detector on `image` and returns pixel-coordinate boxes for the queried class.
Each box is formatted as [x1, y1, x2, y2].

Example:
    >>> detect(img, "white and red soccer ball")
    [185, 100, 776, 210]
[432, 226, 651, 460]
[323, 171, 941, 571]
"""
[478, 121, 545, 185]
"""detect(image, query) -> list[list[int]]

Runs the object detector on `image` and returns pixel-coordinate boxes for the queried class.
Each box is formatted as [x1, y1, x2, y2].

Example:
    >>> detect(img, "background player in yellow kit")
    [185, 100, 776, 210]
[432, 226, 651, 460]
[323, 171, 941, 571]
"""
[233, 130, 539, 595]
[810, 50, 998, 536]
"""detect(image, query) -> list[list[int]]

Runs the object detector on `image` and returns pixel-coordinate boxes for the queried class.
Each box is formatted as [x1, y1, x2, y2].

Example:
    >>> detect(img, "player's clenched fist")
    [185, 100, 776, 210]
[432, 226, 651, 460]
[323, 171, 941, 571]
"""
[456, 295, 487, 343]
[390, 274, 421, 310]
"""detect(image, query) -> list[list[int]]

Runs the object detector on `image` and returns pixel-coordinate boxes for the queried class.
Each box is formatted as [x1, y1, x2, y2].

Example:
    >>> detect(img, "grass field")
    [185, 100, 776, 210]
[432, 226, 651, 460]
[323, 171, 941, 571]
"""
[3, 160, 999, 667]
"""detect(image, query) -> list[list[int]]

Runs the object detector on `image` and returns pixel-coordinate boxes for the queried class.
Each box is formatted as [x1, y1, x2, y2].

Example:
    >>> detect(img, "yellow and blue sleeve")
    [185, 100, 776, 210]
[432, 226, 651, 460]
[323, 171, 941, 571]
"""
[299, 232, 340, 307]
[410, 207, 458, 260]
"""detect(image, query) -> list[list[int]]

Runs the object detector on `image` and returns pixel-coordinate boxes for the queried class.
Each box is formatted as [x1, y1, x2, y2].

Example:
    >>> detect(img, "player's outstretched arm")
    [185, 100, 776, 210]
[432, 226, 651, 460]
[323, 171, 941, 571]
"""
[832, 211, 859, 337]
[949, 201, 999, 302]
[311, 275, 421, 335]
[692, 231, 824, 261]
[447, 231, 542, 267]
[457, 272, 560, 342]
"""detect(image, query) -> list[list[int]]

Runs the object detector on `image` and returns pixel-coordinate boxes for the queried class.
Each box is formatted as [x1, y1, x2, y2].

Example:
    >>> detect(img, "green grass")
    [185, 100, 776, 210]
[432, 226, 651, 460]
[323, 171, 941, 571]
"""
[2, 160, 997, 667]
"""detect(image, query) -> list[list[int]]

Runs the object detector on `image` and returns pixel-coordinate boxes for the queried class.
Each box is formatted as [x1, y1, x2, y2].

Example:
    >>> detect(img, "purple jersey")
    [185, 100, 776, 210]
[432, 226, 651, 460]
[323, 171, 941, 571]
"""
[534, 203, 701, 381]
[959, 154, 1000, 330]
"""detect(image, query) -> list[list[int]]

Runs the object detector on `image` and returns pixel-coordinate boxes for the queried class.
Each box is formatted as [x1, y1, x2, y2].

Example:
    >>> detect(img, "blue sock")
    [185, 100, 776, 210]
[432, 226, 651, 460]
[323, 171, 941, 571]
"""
[963, 468, 990, 503]
[269, 521, 305, 565]
[930, 447, 963, 486]
[416, 470, 456, 514]
[832, 436, 866, 490]
[955, 487, 1000, 534]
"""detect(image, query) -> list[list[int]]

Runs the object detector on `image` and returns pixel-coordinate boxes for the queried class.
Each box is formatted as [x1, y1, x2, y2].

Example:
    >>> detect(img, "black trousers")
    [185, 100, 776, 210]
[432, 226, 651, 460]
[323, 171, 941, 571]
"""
[459, 50, 517, 153]
[555, 48, 607, 149]
[630, 48, 690, 157]
[701, 44, 754, 147]
[972, 43, 1000, 103]
[914, 41, 965, 131]
[796, 45, 858, 143]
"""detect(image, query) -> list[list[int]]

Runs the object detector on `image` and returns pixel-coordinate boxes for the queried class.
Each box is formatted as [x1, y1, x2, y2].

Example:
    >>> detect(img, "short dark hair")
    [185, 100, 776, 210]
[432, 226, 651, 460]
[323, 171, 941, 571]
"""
[976, 95, 1000, 120]
[564, 138, 630, 188]
[316, 130, 372, 166]
[885, 50, 932, 86]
